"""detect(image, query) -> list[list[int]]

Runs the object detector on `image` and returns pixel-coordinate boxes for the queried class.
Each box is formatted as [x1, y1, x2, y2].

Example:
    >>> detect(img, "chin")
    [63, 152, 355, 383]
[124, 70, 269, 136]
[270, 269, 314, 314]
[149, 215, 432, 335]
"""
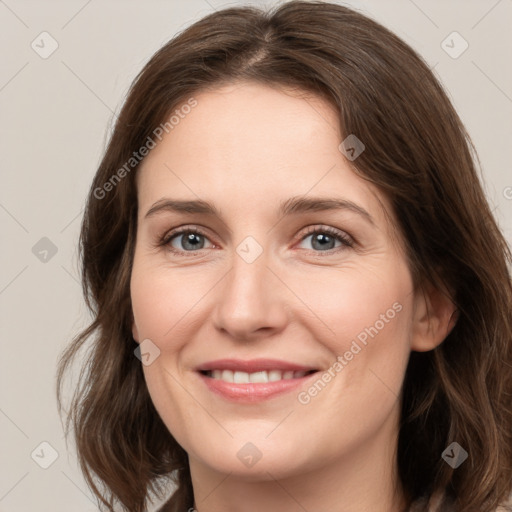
[187, 433, 312, 480]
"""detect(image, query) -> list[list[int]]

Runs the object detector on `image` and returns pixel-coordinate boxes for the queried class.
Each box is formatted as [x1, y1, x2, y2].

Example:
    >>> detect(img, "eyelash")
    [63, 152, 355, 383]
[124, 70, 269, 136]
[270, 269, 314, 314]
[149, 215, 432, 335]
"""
[158, 225, 354, 258]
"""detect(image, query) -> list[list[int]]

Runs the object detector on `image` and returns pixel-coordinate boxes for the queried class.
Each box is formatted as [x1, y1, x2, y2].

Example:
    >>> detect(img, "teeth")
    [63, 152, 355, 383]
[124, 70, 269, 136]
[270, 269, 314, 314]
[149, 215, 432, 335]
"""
[221, 370, 233, 382]
[249, 371, 269, 383]
[206, 369, 312, 383]
[268, 370, 282, 382]
[233, 371, 250, 384]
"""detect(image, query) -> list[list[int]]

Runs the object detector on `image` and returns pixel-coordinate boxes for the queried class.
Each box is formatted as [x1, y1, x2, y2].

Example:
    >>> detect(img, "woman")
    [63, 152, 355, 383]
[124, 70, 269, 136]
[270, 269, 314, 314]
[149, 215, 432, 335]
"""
[56, 1, 512, 511]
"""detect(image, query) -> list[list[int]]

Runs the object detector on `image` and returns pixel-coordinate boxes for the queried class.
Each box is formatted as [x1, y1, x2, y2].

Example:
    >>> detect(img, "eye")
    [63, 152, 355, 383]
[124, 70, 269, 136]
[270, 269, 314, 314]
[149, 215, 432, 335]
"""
[297, 226, 353, 253]
[159, 224, 354, 257]
[161, 227, 214, 255]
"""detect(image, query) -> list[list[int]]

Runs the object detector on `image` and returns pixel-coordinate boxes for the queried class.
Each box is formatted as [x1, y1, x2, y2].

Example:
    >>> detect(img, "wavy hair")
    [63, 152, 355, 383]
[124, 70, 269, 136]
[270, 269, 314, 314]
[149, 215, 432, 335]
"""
[56, 1, 512, 511]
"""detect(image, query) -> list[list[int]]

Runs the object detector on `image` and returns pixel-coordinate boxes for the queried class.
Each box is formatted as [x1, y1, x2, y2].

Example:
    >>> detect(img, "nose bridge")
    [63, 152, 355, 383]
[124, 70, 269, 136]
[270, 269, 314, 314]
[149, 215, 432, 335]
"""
[212, 235, 287, 339]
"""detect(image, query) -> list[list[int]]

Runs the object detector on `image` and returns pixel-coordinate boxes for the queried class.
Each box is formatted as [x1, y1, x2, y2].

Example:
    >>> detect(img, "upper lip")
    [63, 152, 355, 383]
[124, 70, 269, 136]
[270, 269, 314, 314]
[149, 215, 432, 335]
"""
[196, 358, 318, 373]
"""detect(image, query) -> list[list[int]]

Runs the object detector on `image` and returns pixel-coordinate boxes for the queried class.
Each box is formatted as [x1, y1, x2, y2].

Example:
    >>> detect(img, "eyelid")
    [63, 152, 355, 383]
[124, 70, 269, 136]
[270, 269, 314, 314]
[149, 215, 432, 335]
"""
[160, 225, 214, 249]
[299, 225, 354, 247]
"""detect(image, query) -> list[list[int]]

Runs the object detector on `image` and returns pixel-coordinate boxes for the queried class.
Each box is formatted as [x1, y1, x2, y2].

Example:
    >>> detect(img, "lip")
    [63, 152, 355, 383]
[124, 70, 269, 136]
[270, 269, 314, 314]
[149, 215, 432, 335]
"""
[195, 359, 320, 402]
[195, 358, 318, 373]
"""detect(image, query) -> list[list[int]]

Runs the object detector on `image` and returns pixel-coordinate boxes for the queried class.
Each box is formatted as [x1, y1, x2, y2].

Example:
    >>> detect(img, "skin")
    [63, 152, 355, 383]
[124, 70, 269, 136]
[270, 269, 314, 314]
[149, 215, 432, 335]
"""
[130, 81, 455, 512]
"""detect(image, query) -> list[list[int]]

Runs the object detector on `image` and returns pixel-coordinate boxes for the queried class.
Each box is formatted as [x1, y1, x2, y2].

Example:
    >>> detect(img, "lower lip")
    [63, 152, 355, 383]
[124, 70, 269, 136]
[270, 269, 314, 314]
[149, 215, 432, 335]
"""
[197, 372, 318, 402]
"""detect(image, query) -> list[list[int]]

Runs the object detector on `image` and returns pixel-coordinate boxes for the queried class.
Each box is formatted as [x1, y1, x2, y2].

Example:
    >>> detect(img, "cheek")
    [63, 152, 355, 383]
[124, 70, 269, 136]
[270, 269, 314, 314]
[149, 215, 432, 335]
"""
[130, 262, 213, 432]
[131, 263, 203, 448]
[141, 366, 200, 457]
[130, 262, 209, 343]
[294, 265, 413, 407]
[290, 264, 411, 347]
[325, 301, 412, 420]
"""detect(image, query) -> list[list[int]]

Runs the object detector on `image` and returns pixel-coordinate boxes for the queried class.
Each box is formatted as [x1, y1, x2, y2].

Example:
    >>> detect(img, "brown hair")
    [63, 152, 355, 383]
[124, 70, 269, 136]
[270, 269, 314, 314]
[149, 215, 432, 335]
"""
[56, 1, 512, 511]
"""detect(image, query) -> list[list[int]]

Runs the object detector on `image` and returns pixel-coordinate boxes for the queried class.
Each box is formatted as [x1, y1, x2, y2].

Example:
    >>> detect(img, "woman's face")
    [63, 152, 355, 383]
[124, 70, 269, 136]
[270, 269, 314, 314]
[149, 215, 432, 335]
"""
[130, 81, 430, 480]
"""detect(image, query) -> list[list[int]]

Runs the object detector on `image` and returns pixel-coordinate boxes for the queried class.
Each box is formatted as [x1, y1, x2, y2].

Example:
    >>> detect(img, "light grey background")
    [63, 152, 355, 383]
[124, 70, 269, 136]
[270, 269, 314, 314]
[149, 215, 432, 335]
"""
[1, 0, 511, 510]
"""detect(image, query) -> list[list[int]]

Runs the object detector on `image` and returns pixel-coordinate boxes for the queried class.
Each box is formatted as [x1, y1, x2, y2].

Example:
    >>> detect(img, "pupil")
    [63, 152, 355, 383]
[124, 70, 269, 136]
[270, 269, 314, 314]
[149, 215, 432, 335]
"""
[313, 233, 334, 250]
[183, 233, 204, 250]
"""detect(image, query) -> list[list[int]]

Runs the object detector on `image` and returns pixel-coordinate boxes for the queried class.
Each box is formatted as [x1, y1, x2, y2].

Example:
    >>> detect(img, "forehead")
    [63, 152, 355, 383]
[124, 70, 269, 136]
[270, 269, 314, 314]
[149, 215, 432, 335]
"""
[136, 81, 393, 229]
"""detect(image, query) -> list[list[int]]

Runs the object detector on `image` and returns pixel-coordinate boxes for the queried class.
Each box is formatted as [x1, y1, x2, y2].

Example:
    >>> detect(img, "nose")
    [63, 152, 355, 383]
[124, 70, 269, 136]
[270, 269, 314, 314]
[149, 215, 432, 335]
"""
[212, 244, 289, 341]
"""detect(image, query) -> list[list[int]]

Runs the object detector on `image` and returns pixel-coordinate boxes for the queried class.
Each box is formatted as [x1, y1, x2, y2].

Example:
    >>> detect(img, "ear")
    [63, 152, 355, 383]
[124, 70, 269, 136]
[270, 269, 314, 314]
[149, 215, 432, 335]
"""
[410, 279, 458, 352]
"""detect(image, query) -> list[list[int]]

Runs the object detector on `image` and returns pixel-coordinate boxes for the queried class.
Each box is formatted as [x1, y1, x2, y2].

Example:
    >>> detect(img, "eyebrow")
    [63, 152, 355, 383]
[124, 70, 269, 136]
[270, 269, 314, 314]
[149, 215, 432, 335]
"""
[144, 196, 375, 225]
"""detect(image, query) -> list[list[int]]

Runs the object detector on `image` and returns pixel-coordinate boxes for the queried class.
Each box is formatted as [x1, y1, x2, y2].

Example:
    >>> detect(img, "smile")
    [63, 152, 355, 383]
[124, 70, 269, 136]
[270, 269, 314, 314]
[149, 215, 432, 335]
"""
[202, 369, 316, 383]
[195, 359, 320, 401]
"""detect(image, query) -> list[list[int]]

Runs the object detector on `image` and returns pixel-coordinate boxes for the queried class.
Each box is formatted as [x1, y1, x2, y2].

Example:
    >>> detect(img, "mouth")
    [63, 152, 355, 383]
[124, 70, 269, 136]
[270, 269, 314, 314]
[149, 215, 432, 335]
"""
[199, 368, 318, 383]
[195, 359, 320, 402]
